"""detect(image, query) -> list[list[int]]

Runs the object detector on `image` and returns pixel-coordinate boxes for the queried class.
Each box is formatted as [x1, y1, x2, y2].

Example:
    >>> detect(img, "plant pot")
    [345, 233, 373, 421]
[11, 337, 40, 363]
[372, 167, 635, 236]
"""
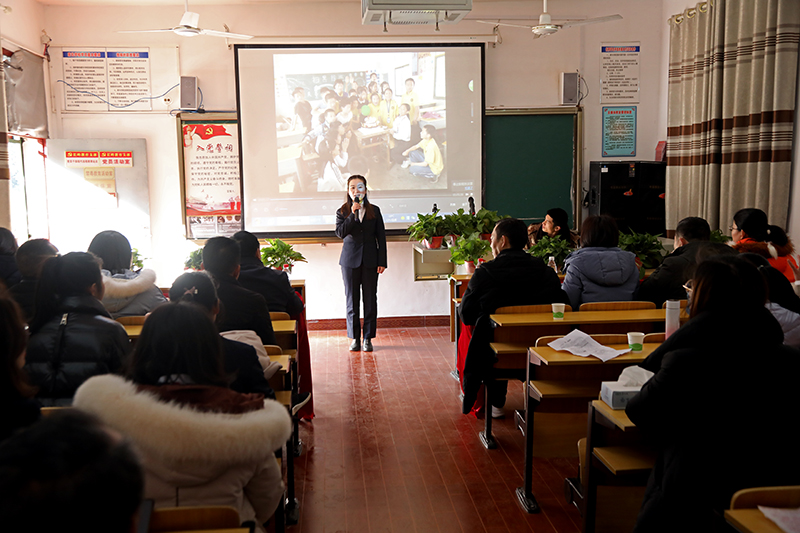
[465, 260, 476, 273]
[446, 235, 461, 248]
[480, 233, 491, 241]
[422, 237, 444, 249]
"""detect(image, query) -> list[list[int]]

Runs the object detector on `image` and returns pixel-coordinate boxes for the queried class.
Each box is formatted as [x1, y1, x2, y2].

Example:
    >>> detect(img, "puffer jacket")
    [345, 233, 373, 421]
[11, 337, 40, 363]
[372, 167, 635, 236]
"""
[561, 247, 639, 309]
[73, 375, 292, 527]
[25, 295, 130, 406]
[732, 237, 797, 282]
[100, 268, 167, 318]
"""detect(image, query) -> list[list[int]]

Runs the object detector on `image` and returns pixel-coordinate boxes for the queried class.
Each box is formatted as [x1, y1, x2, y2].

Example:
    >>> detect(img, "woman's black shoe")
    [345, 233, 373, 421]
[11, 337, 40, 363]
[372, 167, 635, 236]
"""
[349, 339, 361, 351]
[363, 339, 373, 352]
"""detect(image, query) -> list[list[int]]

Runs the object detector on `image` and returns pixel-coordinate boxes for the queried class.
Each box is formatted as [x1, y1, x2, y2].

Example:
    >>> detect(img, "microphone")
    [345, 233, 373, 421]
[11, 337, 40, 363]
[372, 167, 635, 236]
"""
[354, 195, 362, 204]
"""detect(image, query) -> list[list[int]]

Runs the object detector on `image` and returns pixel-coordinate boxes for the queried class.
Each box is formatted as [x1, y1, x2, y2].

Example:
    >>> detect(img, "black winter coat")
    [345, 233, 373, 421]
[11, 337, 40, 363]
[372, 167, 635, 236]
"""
[635, 240, 706, 308]
[238, 256, 304, 316]
[25, 295, 130, 406]
[213, 274, 277, 346]
[626, 308, 800, 532]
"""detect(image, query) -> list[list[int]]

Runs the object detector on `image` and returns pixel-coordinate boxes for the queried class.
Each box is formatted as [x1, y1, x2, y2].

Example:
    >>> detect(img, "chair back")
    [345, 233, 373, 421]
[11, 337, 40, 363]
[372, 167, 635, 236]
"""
[492, 305, 572, 346]
[535, 333, 629, 346]
[578, 301, 657, 335]
[730, 485, 800, 509]
[148, 505, 240, 532]
[270, 312, 290, 321]
[116, 315, 147, 325]
[40, 406, 71, 417]
[644, 332, 665, 344]
[263, 345, 283, 355]
[494, 304, 572, 314]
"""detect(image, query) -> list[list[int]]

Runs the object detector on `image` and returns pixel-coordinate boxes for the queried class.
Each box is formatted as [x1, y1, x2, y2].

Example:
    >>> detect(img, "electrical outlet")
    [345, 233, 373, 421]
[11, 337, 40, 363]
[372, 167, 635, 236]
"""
[164, 97, 172, 105]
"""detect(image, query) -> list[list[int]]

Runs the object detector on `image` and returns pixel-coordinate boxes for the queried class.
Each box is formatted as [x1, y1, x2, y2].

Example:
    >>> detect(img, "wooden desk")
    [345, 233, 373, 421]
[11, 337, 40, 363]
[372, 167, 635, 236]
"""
[449, 274, 471, 342]
[725, 509, 785, 533]
[290, 279, 305, 301]
[124, 320, 297, 343]
[516, 344, 654, 515]
[353, 126, 390, 164]
[491, 309, 677, 328]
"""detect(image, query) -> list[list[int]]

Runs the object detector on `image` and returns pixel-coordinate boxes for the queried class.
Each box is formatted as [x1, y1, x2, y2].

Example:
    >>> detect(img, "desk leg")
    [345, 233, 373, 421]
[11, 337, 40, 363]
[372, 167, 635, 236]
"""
[451, 315, 461, 382]
[285, 435, 299, 525]
[583, 402, 598, 533]
[516, 388, 540, 513]
[479, 382, 497, 450]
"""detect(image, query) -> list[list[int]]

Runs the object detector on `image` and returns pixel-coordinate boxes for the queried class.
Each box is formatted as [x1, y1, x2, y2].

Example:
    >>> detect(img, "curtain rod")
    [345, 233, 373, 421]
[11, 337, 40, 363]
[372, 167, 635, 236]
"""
[0, 36, 46, 59]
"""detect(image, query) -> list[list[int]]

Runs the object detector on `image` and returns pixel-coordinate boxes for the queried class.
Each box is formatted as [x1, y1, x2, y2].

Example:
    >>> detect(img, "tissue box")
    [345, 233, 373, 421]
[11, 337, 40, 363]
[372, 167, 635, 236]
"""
[601, 382, 641, 410]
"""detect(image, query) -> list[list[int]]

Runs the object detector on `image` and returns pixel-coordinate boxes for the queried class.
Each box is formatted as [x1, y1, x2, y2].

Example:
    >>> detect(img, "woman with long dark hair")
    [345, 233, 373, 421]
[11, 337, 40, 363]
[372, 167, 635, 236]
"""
[73, 303, 291, 531]
[627, 256, 800, 532]
[335, 175, 387, 352]
[730, 207, 797, 281]
[87, 230, 167, 318]
[0, 294, 39, 441]
[0, 228, 21, 288]
[24, 252, 130, 406]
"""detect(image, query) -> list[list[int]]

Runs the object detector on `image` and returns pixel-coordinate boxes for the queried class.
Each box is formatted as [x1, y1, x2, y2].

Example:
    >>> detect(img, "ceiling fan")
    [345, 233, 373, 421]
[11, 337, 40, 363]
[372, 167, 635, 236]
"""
[118, 0, 253, 40]
[476, 0, 621, 39]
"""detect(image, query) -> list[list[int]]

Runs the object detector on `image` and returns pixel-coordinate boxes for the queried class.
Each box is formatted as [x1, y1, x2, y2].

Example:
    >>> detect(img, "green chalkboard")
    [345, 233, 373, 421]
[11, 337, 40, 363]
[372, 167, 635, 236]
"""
[484, 108, 581, 228]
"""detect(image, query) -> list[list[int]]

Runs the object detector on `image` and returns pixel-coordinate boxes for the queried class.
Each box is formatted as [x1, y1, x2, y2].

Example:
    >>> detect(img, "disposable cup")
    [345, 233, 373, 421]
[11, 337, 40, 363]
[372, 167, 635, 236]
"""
[552, 303, 566, 320]
[627, 332, 645, 352]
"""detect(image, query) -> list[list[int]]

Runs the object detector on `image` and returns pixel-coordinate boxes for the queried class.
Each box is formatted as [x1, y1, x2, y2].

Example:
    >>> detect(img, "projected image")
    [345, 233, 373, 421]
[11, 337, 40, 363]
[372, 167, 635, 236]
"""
[273, 51, 447, 193]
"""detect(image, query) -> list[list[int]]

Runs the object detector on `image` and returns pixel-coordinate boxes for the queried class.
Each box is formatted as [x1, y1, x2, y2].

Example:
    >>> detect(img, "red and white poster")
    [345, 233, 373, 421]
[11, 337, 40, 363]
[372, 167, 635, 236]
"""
[182, 121, 242, 238]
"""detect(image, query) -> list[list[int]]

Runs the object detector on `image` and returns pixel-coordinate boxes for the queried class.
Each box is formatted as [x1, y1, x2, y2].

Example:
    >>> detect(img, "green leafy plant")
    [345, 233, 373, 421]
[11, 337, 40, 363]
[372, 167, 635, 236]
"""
[260, 238, 307, 273]
[527, 235, 573, 271]
[131, 247, 146, 271]
[710, 229, 731, 243]
[618, 230, 667, 271]
[441, 209, 477, 237]
[407, 212, 445, 242]
[474, 208, 503, 235]
[449, 233, 492, 265]
[184, 249, 203, 270]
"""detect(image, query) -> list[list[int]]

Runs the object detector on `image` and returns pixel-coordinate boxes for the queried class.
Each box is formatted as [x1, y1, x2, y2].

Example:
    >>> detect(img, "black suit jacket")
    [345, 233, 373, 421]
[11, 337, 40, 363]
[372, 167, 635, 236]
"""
[213, 274, 277, 346]
[238, 257, 304, 316]
[635, 240, 705, 307]
[221, 337, 275, 399]
[335, 203, 387, 269]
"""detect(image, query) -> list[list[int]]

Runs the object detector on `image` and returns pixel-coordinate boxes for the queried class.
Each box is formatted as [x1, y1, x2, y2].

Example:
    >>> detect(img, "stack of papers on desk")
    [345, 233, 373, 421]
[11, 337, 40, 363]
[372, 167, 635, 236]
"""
[759, 506, 800, 533]
[547, 330, 631, 362]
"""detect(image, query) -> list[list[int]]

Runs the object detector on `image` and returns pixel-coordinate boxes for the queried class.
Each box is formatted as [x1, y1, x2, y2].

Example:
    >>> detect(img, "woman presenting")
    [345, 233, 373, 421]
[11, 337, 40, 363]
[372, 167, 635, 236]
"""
[335, 175, 387, 352]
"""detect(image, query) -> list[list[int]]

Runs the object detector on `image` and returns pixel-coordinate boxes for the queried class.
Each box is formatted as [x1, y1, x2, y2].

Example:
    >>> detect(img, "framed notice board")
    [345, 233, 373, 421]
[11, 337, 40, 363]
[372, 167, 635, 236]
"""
[484, 107, 582, 228]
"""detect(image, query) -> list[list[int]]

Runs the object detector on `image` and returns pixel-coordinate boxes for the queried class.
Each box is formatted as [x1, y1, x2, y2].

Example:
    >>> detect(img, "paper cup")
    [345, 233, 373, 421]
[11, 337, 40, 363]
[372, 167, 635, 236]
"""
[552, 303, 566, 320]
[627, 332, 645, 352]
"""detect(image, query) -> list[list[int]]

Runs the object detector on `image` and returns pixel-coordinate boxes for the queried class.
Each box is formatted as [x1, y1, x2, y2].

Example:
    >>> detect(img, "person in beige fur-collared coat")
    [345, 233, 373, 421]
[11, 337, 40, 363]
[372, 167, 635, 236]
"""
[73, 303, 291, 530]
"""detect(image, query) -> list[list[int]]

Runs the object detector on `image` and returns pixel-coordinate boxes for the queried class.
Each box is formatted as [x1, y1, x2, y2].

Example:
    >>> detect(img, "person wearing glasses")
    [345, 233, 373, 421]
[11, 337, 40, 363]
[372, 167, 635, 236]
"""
[730, 208, 797, 281]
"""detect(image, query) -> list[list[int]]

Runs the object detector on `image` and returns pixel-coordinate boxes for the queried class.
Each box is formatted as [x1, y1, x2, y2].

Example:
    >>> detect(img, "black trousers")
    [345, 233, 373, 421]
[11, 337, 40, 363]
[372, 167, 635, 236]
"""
[341, 264, 379, 340]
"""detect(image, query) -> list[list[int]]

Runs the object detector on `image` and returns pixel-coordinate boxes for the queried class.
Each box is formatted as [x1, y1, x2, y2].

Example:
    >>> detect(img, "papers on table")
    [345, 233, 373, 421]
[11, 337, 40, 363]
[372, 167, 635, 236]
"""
[759, 505, 800, 533]
[547, 330, 631, 362]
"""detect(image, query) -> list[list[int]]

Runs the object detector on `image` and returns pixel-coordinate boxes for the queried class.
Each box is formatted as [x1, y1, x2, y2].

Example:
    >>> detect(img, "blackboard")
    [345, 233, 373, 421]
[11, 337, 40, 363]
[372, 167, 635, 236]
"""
[484, 108, 581, 228]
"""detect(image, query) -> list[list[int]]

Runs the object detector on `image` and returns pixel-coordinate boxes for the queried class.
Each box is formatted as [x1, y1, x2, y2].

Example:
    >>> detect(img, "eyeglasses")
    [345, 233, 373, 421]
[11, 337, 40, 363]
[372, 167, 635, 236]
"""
[729, 225, 740, 232]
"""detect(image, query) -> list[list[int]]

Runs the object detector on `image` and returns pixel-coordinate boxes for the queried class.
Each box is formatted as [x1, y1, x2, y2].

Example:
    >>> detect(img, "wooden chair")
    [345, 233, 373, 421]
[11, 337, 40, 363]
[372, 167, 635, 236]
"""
[40, 406, 71, 417]
[269, 312, 290, 321]
[578, 301, 657, 335]
[644, 332, 665, 344]
[148, 506, 240, 532]
[730, 485, 800, 509]
[116, 315, 147, 325]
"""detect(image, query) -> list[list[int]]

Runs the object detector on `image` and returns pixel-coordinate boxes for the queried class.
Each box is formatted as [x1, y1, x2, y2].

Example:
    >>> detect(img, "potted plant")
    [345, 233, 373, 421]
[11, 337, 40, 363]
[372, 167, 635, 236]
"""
[449, 233, 492, 273]
[441, 208, 477, 247]
[260, 238, 307, 273]
[527, 235, 573, 273]
[710, 229, 731, 243]
[184, 249, 203, 271]
[474, 208, 503, 240]
[407, 212, 446, 249]
[131, 247, 145, 272]
[618, 230, 667, 277]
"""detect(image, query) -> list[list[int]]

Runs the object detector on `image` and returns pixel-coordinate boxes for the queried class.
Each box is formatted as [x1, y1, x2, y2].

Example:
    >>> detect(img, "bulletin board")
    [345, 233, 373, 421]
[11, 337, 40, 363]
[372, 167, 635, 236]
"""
[178, 112, 242, 239]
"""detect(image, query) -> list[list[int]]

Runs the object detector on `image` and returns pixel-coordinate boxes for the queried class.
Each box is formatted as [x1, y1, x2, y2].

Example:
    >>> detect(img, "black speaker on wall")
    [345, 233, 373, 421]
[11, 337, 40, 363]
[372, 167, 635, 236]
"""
[588, 161, 666, 235]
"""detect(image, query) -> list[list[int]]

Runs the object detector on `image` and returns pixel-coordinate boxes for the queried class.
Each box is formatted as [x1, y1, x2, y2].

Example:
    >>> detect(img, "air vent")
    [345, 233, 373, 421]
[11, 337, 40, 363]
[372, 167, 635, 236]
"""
[362, 0, 471, 26]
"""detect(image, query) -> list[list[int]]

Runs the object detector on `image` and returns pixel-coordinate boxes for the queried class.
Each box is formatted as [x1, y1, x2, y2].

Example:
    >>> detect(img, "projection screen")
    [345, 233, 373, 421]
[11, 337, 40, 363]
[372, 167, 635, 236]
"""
[235, 43, 484, 237]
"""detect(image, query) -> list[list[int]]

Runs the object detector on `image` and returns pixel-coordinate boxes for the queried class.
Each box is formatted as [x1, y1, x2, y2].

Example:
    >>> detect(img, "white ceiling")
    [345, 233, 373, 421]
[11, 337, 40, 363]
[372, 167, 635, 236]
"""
[37, 0, 515, 5]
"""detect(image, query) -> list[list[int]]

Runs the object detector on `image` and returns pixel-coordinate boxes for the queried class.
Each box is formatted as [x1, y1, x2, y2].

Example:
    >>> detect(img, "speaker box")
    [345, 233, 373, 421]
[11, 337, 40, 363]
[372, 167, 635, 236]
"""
[561, 72, 579, 105]
[588, 161, 666, 235]
[180, 76, 198, 110]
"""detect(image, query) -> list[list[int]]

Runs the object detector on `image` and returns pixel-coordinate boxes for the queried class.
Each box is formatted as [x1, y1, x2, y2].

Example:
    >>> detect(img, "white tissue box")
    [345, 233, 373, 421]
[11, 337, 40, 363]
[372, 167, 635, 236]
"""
[601, 382, 641, 410]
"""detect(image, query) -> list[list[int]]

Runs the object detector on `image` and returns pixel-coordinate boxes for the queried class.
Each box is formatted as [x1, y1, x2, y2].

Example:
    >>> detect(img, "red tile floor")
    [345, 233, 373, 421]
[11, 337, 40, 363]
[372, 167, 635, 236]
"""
[292, 326, 583, 533]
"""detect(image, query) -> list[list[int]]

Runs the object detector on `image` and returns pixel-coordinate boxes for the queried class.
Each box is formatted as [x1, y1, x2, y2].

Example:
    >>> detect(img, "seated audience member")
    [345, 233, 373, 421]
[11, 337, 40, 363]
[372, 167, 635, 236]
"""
[730, 207, 797, 281]
[0, 294, 40, 442]
[8, 239, 58, 321]
[626, 256, 800, 532]
[25, 252, 130, 406]
[636, 216, 710, 307]
[202, 237, 277, 345]
[0, 228, 21, 288]
[378, 87, 399, 127]
[561, 215, 638, 310]
[169, 271, 276, 398]
[232, 231, 304, 316]
[458, 218, 569, 418]
[0, 410, 144, 533]
[291, 87, 313, 133]
[74, 303, 291, 530]
[88, 230, 167, 318]
[402, 124, 444, 182]
[528, 207, 580, 247]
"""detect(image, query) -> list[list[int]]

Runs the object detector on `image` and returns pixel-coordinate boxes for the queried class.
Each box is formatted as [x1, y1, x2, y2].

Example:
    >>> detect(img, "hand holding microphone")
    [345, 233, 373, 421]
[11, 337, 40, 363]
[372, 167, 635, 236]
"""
[353, 194, 362, 211]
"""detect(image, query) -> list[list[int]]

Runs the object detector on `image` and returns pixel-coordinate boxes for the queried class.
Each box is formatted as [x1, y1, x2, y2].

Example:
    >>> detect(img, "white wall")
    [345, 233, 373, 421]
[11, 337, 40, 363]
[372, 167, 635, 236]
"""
[26, 0, 667, 319]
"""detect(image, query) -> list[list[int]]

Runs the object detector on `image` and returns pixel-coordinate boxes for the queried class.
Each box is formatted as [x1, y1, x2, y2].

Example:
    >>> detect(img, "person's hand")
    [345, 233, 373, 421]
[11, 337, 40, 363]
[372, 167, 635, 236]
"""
[342, 136, 350, 150]
[377, 266, 386, 274]
[402, 149, 410, 156]
[352, 201, 362, 211]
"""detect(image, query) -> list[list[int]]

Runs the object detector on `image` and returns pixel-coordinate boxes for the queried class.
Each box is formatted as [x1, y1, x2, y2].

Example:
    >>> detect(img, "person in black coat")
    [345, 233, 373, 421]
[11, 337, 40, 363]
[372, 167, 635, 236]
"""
[202, 237, 277, 346]
[335, 175, 387, 352]
[7, 239, 59, 322]
[232, 231, 304, 317]
[626, 256, 800, 532]
[636, 216, 711, 307]
[169, 271, 274, 399]
[0, 228, 21, 289]
[458, 218, 569, 415]
[24, 252, 130, 407]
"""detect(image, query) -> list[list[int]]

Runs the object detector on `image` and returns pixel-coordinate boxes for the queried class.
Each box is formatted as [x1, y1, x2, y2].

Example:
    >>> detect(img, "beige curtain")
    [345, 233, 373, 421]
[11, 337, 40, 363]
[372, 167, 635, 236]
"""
[666, 0, 800, 233]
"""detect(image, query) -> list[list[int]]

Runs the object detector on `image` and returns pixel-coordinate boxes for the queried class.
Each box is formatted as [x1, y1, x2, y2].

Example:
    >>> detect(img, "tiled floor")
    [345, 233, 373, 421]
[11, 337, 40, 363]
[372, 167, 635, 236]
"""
[293, 326, 583, 533]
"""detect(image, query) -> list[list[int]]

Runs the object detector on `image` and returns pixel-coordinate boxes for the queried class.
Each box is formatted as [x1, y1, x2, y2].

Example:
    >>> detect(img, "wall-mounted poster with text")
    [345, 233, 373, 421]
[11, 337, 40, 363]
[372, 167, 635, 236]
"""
[602, 106, 637, 157]
[180, 114, 242, 239]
